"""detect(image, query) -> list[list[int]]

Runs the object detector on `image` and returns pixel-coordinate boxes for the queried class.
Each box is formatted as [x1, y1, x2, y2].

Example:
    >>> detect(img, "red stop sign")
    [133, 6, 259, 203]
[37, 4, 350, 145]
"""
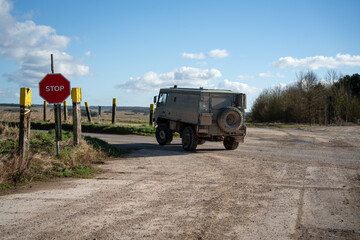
[39, 74, 71, 104]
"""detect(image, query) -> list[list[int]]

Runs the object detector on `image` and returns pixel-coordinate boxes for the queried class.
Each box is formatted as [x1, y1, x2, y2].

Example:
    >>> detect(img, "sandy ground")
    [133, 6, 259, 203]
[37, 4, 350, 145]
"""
[0, 126, 359, 239]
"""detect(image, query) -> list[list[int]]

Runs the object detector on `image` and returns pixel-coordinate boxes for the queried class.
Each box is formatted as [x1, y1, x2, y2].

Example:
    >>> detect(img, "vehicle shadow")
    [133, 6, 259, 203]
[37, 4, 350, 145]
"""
[82, 132, 228, 158]
[112, 142, 225, 158]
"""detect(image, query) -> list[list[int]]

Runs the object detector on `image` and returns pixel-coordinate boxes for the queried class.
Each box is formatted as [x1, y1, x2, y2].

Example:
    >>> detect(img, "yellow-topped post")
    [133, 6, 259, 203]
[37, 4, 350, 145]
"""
[72, 88, 82, 102]
[19, 87, 31, 163]
[85, 101, 92, 122]
[112, 98, 117, 124]
[63, 101, 68, 121]
[149, 104, 155, 126]
[43, 101, 47, 121]
[72, 88, 82, 145]
[20, 88, 31, 106]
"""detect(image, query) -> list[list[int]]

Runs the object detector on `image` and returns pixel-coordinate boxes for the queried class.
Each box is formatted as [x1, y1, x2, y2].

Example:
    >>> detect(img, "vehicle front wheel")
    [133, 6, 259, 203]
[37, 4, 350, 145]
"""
[156, 123, 173, 145]
[182, 126, 198, 151]
[223, 136, 239, 150]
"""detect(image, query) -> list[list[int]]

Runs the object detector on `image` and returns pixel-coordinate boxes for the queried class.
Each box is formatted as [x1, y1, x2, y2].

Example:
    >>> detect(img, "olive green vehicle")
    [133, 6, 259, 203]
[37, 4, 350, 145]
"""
[154, 86, 247, 151]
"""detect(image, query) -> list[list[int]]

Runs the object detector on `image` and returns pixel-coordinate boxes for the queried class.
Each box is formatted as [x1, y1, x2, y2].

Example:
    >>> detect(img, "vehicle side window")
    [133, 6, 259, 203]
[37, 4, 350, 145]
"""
[158, 93, 168, 105]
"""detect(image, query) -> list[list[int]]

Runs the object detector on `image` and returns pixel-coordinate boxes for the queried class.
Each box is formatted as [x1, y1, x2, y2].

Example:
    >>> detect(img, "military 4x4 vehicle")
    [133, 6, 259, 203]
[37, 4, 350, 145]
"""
[154, 86, 246, 151]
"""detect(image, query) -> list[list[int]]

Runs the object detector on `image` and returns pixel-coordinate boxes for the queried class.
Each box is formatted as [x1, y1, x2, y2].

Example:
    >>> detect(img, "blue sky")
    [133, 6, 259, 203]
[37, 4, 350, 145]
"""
[1, 0, 359, 109]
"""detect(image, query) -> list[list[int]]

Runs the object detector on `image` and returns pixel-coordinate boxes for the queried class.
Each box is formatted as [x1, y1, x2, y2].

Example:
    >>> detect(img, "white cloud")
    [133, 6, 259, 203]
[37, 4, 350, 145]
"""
[319, 78, 331, 86]
[0, 0, 89, 86]
[273, 54, 360, 70]
[208, 49, 229, 58]
[258, 72, 273, 78]
[217, 79, 261, 94]
[117, 67, 222, 93]
[0, 0, 11, 16]
[181, 49, 229, 60]
[278, 83, 288, 89]
[271, 82, 291, 90]
[181, 52, 205, 59]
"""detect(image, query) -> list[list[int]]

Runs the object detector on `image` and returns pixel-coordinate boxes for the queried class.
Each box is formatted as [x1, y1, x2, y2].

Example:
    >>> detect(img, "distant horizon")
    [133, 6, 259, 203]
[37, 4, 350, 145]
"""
[0, 103, 150, 108]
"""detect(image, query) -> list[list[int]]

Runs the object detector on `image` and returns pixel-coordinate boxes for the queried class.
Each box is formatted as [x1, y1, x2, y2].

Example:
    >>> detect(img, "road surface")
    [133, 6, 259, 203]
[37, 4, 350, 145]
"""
[0, 126, 359, 239]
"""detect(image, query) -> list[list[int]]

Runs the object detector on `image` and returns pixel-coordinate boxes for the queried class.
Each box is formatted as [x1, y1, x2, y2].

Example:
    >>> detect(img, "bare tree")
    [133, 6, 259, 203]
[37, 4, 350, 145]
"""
[325, 70, 339, 84]
[295, 71, 319, 124]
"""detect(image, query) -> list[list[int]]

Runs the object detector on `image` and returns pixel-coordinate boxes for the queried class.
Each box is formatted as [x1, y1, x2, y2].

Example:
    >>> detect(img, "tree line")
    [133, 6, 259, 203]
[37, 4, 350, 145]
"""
[249, 71, 360, 124]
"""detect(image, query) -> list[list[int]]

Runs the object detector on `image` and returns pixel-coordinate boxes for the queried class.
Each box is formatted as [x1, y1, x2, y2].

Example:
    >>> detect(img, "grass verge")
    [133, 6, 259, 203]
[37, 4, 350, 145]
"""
[84, 136, 126, 157]
[0, 123, 123, 190]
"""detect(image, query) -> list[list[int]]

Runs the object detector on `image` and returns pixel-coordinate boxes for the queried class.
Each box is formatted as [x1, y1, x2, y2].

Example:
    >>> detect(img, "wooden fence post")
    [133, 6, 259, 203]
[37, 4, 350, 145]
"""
[43, 101, 47, 121]
[72, 88, 82, 145]
[112, 98, 117, 124]
[149, 104, 155, 126]
[19, 88, 31, 167]
[63, 100, 68, 121]
[85, 102, 92, 122]
[98, 106, 101, 123]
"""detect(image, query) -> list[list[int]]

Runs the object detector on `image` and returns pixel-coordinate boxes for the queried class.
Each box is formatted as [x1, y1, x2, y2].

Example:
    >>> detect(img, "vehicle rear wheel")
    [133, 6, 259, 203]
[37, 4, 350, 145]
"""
[156, 123, 173, 145]
[223, 136, 239, 150]
[182, 126, 198, 151]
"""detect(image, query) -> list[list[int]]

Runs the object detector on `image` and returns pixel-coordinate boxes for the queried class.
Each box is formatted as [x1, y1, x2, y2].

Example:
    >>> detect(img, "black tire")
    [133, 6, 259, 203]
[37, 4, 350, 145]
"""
[223, 136, 239, 150]
[156, 123, 173, 145]
[217, 107, 243, 132]
[182, 126, 198, 151]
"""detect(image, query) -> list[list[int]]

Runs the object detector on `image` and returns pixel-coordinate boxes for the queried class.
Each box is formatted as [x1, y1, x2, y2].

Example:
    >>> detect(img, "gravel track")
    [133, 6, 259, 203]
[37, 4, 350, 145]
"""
[0, 126, 359, 239]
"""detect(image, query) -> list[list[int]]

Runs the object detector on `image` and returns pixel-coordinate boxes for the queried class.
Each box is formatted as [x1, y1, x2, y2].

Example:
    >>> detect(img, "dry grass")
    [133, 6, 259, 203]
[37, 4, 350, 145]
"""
[0, 123, 18, 139]
[0, 107, 56, 122]
[0, 123, 20, 184]
[0, 111, 18, 122]
[0, 123, 109, 187]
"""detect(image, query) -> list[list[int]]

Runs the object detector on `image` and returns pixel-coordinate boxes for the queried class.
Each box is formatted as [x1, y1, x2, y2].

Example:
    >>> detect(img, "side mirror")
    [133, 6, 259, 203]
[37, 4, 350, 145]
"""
[153, 96, 157, 104]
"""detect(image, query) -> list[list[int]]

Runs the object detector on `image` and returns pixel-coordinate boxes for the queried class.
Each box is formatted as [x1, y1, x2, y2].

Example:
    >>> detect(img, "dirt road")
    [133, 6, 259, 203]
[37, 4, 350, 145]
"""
[1, 126, 359, 239]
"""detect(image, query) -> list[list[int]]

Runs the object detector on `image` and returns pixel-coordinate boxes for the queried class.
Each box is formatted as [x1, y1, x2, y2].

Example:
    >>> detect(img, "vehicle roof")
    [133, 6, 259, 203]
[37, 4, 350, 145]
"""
[159, 87, 243, 94]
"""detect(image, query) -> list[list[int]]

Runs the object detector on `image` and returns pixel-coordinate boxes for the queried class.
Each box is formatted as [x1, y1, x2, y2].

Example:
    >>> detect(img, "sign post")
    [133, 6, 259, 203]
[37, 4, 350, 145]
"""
[39, 55, 71, 155]
[54, 103, 61, 155]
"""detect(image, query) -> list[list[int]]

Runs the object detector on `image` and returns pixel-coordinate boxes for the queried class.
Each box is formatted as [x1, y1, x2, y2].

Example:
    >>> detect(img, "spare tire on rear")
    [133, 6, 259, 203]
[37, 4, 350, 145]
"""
[217, 107, 243, 132]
